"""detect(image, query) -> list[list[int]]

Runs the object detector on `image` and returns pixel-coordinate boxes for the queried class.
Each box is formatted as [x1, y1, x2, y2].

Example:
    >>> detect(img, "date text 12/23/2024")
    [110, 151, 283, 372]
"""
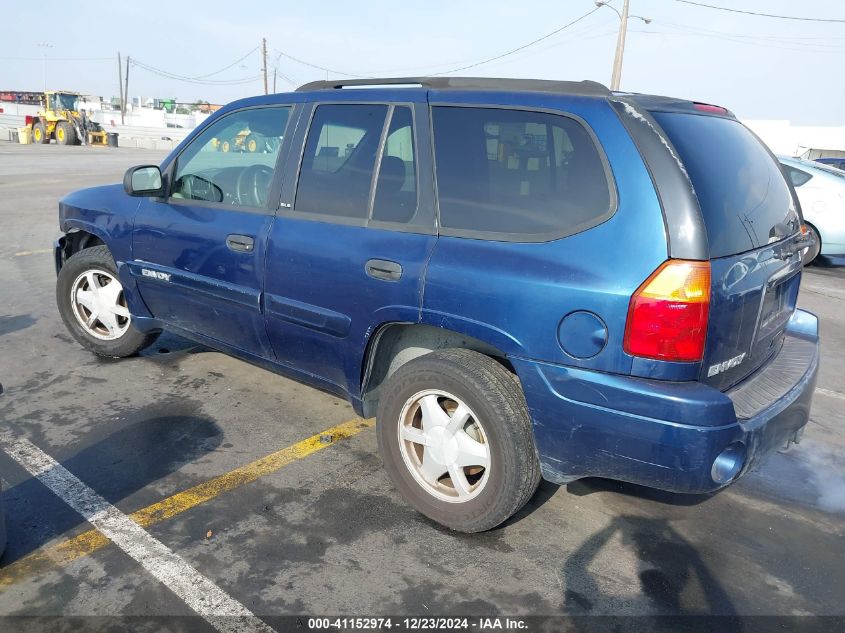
[306, 617, 529, 630]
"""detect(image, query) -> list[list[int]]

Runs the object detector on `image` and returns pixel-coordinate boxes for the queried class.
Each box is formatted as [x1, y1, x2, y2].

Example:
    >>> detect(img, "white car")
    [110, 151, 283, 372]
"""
[779, 156, 845, 265]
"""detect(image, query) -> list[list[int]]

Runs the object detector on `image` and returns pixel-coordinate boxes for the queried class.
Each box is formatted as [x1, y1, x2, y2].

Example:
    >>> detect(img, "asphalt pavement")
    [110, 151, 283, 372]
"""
[0, 143, 843, 629]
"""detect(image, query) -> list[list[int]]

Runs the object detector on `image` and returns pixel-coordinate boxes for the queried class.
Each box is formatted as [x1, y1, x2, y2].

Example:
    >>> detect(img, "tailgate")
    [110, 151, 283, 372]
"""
[704, 245, 802, 390]
[650, 111, 803, 390]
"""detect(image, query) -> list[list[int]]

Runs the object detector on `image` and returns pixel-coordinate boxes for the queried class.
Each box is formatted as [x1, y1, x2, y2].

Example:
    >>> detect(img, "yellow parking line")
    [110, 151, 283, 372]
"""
[0, 417, 374, 586]
[13, 249, 53, 257]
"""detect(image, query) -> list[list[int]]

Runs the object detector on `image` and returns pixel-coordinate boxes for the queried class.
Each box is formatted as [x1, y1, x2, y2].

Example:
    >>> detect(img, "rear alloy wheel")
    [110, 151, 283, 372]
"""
[802, 224, 821, 266]
[377, 349, 541, 532]
[56, 246, 159, 357]
[398, 389, 492, 502]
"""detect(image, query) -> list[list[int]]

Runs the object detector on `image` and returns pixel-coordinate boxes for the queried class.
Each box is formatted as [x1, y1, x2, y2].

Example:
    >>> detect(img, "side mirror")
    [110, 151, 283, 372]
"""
[124, 165, 164, 197]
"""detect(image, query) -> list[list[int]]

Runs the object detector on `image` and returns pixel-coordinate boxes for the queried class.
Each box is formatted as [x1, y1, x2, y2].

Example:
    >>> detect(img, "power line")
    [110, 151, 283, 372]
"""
[273, 7, 603, 80]
[192, 47, 259, 79]
[657, 21, 845, 49]
[671, 0, 845, 23]
[273, 49, 369, 78]
[634, 29, 845, 54]
[130, 58, 262, 85]
[430, 7, 602, 75]
[0, 56, 112, 61]
[658, 18, 845, 41]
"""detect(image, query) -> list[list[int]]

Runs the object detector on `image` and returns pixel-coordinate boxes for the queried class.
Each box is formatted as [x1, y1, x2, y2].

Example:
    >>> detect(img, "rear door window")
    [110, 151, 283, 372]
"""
[431, 106, 613, 240]
[372, 105, 418, 224]
[652, 112, 799, 257]
[295, 104, 388, 220]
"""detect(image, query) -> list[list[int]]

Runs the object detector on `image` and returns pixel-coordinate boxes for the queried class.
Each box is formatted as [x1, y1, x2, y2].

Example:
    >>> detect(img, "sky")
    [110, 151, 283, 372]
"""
[1, 0, 844, 124]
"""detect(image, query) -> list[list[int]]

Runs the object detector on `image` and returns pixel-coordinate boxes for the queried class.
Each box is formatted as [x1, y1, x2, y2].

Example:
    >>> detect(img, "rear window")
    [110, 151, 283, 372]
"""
[653, 112, 799, 258]
[431, 106, 613, 240]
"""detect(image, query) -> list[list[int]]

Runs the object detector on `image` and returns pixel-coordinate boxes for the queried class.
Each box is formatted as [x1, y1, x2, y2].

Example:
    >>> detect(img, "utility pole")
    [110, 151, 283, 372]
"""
[262, 38, 268, 95]
[610, 0, 629, 91]
[117, 51, 125, 124]
[124, 56, 130, 121]
[273, 69, 277, 93]
[37, 42, 53, 91]
[596, 0, 651, 91]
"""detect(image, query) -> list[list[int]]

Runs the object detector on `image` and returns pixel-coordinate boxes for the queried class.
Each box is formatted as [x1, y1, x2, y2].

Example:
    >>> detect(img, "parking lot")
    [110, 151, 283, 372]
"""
[1, 142, 844, 628]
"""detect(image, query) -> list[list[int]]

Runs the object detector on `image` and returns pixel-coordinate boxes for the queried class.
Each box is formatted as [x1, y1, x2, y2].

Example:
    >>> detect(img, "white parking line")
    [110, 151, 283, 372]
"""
[0, 433, 276, 633]
[817, 387, 845, 402]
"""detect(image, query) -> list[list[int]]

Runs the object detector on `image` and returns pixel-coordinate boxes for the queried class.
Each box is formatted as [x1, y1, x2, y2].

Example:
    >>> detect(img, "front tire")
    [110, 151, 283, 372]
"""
[245, 133, 262, 153]
[377, 349, 541, 532]
[55, 121, 76, 146]
[56, 246, 159, 357]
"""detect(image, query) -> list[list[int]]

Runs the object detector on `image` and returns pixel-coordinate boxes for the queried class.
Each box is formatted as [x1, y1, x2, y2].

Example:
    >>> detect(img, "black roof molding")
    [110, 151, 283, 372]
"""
[618, 93, 737, 119]
[296, 77, 612, 97]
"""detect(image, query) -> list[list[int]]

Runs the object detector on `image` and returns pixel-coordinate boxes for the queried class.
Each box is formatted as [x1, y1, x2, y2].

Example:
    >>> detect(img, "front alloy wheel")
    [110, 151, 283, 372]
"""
[69, 268, 131, 340]
[56, 245, 159, 357]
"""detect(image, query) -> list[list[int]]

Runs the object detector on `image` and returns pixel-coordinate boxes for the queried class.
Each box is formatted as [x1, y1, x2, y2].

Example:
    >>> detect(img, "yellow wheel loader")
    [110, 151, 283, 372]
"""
[29, 91, 108, 146]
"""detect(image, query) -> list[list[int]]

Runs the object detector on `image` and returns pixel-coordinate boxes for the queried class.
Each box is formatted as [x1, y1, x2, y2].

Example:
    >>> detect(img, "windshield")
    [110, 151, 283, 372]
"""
[54, 94, 78, 111]
[653, 112, 799, 257]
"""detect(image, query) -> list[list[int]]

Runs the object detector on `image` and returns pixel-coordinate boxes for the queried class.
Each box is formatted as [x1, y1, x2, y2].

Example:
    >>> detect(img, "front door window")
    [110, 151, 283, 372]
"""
[171, 106, 291, 208]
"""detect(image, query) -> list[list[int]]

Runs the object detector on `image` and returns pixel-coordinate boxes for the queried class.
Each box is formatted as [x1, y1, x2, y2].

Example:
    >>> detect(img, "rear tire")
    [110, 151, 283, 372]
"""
[56, 246, 159, 358]
[32, 121, 49, 144]
[55, 121, 76, 146]
[377, 349, 541, 532]
[802, 224, 821, 266]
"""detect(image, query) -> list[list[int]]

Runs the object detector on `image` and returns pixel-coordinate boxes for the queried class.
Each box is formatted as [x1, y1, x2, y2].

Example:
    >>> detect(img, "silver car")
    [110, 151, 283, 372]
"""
[779, 155, 845, 265]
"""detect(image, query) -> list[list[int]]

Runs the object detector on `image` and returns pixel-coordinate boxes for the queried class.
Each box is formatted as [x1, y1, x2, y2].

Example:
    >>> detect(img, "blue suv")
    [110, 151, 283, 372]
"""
[55, 77, 820, 532]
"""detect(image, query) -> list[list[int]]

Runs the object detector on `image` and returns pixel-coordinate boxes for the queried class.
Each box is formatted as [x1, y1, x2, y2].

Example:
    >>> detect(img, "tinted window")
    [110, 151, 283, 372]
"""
[782, 164, 812, 187]
[653, 113, 799, 257]
[372, 106, 418, 224]
[295, 104, 388, 219]
[172, 107, 289, 208]
[432, 106, 612, 239]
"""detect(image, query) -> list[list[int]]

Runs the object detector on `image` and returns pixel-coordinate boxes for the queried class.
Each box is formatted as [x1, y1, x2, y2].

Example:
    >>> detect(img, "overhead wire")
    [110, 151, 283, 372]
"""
[192, 47, 260, 79]
[429, 6, 602, 75]
[671, 0, 845, 23]
[0, 56, 112, 61]
[130, 58, 262, 85]
[644, 20, 845, 53]
[271, 6, 604, 80]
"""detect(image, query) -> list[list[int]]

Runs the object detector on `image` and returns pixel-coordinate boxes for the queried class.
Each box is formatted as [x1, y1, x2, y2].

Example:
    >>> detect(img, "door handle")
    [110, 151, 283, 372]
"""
[365, 259, 403, 281]
[226, 234, 254, 253]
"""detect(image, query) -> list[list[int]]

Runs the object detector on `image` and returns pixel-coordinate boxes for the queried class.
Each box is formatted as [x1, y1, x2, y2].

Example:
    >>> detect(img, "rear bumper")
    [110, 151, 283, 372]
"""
[513, 309, 819, 494]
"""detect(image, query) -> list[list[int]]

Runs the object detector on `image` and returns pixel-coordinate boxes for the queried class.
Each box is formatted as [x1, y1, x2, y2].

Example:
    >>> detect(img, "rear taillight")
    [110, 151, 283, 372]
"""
[623, 260, 711, 362]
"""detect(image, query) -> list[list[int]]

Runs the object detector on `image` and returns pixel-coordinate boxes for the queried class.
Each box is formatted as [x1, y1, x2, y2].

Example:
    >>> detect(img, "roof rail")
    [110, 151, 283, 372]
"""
[295, 76, 611, 97]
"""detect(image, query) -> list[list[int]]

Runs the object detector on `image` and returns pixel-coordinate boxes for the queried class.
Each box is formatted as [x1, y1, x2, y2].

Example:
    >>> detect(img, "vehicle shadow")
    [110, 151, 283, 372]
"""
[0, 411, 222, 565]
[562, 514, 741, 628]
[565, 477, 716, 507]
